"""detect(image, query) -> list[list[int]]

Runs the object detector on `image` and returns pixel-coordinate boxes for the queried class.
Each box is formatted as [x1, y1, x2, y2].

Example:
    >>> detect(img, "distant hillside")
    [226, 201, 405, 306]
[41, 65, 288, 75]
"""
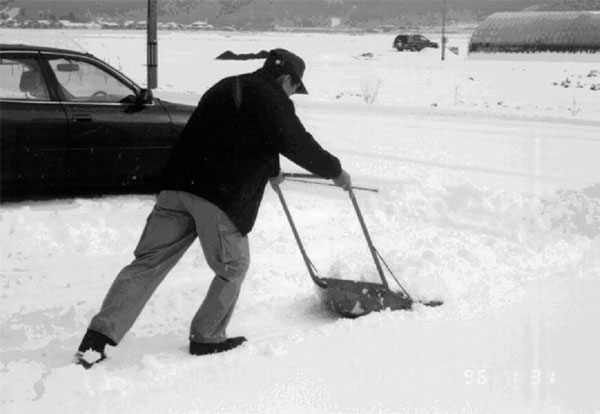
[4, 0, 600, 29]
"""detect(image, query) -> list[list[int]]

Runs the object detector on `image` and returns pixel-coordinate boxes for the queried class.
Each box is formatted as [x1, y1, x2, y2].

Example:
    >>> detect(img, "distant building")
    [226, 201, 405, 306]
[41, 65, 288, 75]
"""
[100, 21, 120, 30]
[158, 21, 182, 30]
[58, 20, 92, 29]
[469, 11, 600, 53]
[190, 20, 213, 30]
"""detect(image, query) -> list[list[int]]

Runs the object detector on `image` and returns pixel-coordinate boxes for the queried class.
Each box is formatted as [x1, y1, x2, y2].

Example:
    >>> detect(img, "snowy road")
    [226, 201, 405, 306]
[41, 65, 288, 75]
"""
[298, 101, 600, 194]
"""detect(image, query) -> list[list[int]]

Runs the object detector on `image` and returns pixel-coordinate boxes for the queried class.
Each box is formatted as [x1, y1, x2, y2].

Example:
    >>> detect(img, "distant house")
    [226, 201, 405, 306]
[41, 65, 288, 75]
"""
[58, 20, 90, 29]
[100, 21, 120, 30]
[158, 21, 182, 30]
[469, 11, 600, 53]
[190, 20, 213, 30]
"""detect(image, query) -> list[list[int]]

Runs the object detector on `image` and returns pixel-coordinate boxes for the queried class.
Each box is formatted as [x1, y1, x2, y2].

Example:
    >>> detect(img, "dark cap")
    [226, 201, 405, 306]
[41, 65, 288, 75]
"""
[263, 48, 308, 94]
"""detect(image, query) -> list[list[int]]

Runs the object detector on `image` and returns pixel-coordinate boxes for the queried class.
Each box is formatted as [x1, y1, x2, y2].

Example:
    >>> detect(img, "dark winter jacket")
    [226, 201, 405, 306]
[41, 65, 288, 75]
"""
[161, 69, 342, 235]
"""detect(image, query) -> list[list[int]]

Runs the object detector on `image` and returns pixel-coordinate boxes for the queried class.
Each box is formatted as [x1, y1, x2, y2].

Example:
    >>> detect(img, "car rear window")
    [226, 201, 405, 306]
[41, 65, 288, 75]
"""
[0, 57, 50, 101]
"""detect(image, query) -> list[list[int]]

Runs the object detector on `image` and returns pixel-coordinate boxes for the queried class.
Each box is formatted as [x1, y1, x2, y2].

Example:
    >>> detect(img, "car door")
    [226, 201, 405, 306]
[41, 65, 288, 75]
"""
[0, 51, 70, 199]
[43, 52, 175, 194]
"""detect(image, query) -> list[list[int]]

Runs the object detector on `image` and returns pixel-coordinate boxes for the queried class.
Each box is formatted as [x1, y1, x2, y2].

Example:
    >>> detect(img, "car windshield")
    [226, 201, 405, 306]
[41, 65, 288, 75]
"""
[47, 56, 135, 103]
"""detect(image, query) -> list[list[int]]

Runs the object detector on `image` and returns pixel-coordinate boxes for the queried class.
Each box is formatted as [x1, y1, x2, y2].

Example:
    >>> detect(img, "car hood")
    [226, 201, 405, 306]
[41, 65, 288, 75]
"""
[157, 99, 195, 127]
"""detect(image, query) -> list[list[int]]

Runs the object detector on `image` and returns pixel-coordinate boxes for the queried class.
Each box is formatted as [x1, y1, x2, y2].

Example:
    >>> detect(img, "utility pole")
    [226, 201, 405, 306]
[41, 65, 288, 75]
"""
[441, 0, 447, 61]
[147, 0, 158, 89]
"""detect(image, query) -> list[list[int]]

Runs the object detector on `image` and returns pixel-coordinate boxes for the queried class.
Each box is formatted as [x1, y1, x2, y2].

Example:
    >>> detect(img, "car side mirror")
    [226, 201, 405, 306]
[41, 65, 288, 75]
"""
[138, 88, 153, 104]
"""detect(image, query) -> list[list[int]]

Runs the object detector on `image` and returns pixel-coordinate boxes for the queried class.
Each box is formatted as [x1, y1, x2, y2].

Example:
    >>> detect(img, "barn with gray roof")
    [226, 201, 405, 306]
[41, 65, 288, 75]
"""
[469, 11, 600, 53]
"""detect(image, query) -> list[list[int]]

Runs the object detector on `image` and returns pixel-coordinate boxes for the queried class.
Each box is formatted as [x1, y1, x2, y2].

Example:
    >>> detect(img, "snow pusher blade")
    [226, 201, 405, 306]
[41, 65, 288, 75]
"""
[322, 279, 411, 318]
[272, 177, 442, 318]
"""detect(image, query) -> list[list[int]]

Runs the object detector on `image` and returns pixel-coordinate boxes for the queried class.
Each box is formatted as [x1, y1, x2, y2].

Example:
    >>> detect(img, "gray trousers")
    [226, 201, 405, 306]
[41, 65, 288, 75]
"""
[89, 190, 250, 344]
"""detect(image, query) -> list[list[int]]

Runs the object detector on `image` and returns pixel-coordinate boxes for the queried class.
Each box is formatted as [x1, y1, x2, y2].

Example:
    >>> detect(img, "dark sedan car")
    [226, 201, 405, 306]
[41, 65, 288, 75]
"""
[393, 34, 439, 52]
[0, 43, 195, 201]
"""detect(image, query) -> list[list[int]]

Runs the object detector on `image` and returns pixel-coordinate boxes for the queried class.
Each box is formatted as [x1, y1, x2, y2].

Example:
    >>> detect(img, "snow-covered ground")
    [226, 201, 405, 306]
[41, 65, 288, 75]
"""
[1, 29, 599, 414]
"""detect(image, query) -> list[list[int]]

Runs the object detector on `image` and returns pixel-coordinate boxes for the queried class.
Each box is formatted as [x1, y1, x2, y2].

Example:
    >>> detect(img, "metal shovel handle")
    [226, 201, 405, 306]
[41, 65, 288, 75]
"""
[347, 188, 389, 289]
[271, 182, 327, 288]
[274, 176, 388, 289]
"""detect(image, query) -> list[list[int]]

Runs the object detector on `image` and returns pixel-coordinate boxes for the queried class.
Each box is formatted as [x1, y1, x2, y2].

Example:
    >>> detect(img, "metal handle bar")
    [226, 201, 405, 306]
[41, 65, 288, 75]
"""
[347, 187, 389, 288]
[273, 176, 420, 303]
[282, 173, 379, 193]
[272, 178, 389, 289]
[271, 182, 327, 288]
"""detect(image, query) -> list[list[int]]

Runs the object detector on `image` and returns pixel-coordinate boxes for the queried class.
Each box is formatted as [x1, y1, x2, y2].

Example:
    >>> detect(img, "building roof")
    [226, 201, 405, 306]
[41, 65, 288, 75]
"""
[470, 11, 600, 47]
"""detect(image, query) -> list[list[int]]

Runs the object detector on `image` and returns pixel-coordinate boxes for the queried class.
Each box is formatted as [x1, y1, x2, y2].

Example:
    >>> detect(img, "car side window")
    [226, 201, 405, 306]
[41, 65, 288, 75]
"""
[0, 57, 51, 101]
[48, 57, 134, 103]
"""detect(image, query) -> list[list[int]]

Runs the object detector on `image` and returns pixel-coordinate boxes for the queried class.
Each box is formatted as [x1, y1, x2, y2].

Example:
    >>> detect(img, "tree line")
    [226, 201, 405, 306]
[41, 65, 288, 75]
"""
[4, 0, 599, 30]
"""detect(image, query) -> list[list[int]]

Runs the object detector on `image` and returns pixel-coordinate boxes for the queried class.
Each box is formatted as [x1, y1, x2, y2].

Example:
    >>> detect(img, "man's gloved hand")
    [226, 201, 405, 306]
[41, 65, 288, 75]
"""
[332, 169, 352, 191]
[269, 170, 285, 189]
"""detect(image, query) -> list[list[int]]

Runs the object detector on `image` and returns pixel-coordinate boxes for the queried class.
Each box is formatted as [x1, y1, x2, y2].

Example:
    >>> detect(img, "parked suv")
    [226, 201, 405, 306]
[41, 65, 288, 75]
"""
[393, 34, 439, 52]
[0, 43, 195, 201]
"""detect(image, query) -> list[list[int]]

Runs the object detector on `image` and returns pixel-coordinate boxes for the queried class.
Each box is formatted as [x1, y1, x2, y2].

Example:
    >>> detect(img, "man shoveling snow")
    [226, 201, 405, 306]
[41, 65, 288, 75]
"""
[75, 48, 351, 368]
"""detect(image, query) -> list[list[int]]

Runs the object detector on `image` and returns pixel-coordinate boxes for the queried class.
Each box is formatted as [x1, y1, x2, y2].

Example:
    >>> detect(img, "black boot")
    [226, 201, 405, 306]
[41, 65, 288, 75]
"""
[189, 336, 247, 356]
[74, 329, 116, 369]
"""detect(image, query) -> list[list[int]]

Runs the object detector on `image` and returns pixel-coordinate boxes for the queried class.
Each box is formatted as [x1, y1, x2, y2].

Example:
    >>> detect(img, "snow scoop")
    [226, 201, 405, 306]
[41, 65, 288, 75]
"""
[272, 176, 442, 318]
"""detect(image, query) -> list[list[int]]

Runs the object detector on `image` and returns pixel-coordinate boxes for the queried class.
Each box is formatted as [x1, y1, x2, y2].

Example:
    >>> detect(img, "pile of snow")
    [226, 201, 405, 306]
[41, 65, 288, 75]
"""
[2, 181, 598, 413]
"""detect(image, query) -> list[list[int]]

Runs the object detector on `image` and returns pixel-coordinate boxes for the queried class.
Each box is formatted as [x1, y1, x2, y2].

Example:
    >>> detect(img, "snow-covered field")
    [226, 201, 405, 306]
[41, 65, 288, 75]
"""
[1, 29, 599, 414]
